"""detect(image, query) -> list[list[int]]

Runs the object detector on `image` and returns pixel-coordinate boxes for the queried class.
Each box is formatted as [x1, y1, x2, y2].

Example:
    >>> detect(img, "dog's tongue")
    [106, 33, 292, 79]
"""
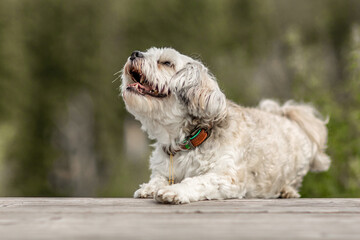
[129, 83, 152, 91]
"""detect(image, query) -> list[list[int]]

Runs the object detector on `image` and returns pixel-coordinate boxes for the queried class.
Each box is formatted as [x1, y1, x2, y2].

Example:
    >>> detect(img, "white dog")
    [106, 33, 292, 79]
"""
[121, 47, 330, 204]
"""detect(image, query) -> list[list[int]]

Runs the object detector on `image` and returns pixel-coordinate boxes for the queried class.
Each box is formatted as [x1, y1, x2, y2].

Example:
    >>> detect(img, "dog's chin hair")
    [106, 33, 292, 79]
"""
[123, 92, 190, 144]
[124, 92, 161, 115]
[121, 47, 331, 204]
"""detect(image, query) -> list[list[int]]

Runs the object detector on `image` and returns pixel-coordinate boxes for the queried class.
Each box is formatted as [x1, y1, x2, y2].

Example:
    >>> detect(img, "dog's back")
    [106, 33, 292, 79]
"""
[259, 99, 331, 172]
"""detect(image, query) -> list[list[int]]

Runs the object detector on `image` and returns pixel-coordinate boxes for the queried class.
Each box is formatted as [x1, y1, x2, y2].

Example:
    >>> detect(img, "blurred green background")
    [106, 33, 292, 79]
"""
[0, 0, 359, 197]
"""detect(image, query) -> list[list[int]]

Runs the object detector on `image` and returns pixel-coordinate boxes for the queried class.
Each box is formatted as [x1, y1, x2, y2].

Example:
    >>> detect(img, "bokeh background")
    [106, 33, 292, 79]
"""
[0, 0, 359, 197]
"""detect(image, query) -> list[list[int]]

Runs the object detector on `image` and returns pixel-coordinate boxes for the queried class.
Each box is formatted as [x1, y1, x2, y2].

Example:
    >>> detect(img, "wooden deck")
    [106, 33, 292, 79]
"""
[0, 198, 359, 239]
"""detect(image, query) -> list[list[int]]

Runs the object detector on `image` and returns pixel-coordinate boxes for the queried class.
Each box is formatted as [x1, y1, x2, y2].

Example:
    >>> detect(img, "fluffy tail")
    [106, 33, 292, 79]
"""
[259, 99, 331, 172]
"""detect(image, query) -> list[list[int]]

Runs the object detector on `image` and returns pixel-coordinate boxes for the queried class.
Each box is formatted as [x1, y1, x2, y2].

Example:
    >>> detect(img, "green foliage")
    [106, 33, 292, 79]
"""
[0, 0, 359, 197]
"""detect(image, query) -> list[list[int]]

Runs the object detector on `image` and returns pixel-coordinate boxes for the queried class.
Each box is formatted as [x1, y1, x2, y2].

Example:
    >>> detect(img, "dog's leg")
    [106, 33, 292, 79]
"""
[155, 173, 244, 204]
[134, 175, 169, 198]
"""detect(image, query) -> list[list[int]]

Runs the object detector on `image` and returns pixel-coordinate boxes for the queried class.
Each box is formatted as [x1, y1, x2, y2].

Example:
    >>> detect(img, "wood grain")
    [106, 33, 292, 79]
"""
[0, 198, 359, 239]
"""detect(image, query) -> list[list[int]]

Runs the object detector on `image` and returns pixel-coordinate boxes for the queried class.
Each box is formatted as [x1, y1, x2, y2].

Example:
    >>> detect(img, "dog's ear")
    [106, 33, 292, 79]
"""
[170, 62, 226, 121]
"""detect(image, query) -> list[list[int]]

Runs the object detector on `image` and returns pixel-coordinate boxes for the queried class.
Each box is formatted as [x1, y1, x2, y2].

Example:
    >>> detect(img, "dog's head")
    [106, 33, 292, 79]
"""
[121, 47, 226, 126]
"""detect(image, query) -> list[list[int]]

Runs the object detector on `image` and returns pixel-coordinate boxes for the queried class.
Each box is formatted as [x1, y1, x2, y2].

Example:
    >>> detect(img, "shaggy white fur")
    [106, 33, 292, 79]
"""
[121, 47, 331, 204]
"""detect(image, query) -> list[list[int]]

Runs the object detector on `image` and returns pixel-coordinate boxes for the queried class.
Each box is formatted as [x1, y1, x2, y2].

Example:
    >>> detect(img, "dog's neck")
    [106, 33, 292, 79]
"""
[137, 116, 190, 145]
[137, 113, 216, 155]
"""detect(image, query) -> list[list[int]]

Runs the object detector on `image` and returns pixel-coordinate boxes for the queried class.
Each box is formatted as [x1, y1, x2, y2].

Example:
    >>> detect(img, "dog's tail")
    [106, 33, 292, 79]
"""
[259, 99, 331, 172]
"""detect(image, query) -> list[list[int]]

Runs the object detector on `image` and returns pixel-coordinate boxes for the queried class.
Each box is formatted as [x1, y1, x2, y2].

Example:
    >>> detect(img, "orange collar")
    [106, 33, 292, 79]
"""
[163, 127, 212, 155]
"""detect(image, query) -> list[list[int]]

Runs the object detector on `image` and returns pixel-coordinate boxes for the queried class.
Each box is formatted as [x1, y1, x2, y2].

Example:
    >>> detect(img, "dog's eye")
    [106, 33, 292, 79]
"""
[161, 61, 172, 67]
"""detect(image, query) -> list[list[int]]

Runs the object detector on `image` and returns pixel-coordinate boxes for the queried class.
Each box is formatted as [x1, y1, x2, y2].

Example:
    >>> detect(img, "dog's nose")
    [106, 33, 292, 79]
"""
[130, 51, 144, 61]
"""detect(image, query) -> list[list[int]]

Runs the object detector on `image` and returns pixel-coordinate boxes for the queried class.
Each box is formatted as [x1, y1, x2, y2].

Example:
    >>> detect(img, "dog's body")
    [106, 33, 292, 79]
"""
[121, 47, 330, 204]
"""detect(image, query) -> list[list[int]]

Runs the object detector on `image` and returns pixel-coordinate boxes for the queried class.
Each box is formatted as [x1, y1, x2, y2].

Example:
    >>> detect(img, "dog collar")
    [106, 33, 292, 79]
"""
[163, 127, 212, 155]
[180, 128, 211, 150]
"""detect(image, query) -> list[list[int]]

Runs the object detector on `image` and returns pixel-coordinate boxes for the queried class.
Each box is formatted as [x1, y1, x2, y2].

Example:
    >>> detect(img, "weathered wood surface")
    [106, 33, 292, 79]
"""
[0, 198, 359, 240]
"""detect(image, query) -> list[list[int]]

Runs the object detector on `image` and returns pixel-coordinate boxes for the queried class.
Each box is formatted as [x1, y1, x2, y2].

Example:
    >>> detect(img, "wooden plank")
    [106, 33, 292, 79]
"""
[0, 198, 359, 239]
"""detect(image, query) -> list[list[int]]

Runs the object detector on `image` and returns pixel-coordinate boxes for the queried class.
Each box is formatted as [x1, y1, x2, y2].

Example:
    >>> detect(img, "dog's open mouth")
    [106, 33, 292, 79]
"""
[126, 69, 169, 98]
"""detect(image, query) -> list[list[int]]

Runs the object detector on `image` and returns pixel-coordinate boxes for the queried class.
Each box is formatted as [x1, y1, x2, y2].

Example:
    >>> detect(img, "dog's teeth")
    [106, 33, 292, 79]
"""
[140, 75, 145, 84]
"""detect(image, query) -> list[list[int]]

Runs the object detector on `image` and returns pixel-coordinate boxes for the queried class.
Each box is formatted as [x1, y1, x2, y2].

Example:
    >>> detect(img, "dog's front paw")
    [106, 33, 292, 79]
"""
[134, 183, 157, 198]
[155, 186, 190, 204]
